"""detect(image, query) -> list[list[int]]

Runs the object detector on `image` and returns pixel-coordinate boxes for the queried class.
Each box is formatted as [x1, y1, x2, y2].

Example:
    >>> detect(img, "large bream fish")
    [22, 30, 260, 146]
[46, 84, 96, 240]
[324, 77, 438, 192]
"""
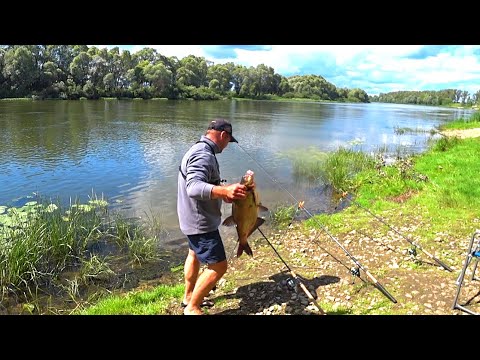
[222, 170, 268, 257]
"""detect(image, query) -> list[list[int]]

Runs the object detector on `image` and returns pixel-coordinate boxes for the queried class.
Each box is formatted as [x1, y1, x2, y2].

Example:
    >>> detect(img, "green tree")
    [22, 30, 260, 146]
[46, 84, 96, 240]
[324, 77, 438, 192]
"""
[70, 51, 92, 87]
[207, 64, 232, 93]
[143, 62, 173, 97]
[2, 46, 38, 97]
[176, 55, 208, 88]
[347, 88, 369, 102]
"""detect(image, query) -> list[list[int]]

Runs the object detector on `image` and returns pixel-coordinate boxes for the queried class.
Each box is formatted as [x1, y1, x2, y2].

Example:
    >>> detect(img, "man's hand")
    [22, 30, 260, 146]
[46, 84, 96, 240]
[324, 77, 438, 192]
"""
[212, 183, 248, 201]
[224, 183, 247, 201]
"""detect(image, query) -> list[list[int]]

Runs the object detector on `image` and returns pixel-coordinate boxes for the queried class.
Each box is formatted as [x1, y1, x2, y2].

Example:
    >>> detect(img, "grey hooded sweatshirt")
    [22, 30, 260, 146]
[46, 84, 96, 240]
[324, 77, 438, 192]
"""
[177, 136, 223, 235]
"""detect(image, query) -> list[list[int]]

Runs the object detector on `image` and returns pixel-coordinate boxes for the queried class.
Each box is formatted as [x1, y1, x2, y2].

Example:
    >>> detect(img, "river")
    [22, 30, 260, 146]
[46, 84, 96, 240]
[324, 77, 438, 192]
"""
[0, 99, 474, 247]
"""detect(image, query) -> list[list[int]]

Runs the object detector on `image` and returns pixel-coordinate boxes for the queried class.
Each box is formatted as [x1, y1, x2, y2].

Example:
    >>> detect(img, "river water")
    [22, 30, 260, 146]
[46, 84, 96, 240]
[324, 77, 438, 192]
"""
[0, 99, 474, 247]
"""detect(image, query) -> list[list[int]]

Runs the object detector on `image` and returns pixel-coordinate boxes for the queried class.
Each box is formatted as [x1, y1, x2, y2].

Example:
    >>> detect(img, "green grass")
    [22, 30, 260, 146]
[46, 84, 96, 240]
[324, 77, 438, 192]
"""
[0, 198, 105, 296]
[0, 194, 160, 299]
[283, 146, 376, 192]
[317, 301, 353, 315]
[440, 111, 480, 129]
[269, 204, 298, 229]
[79, 283, 184, 315]
[303, 114, 480, 254]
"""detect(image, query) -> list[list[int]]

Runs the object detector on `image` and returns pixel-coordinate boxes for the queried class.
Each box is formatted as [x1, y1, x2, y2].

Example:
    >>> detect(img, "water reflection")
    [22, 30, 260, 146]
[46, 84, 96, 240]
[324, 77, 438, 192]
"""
[0, 99, 475, 246]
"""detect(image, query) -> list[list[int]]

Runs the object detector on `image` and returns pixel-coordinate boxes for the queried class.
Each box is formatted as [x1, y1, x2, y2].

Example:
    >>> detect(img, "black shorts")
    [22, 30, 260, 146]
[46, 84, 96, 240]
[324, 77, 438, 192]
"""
[187, 230, 226, 265]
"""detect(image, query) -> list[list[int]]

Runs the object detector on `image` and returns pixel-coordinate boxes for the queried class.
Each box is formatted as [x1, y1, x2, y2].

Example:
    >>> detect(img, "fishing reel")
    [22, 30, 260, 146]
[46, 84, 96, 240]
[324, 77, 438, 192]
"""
[408, 246, 417, 257]
[350, 266, 360, 277]
[349, 267, 360, 284]
[286, 277, 297, 291]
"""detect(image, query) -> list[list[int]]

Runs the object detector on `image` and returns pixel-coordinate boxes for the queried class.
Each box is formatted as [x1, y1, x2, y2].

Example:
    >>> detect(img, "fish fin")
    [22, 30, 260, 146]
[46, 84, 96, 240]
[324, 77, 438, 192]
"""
[247, 217, 265, 238]
[258, 204, 269, 212]
[253, 189, 260, 206]
[222, 216, 236, 226]
[237, 242, 253, 257]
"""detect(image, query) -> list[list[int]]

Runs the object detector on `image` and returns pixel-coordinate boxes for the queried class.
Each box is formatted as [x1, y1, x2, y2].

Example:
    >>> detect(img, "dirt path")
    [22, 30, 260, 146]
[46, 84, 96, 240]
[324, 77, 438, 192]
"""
[440, 128, 480, 139]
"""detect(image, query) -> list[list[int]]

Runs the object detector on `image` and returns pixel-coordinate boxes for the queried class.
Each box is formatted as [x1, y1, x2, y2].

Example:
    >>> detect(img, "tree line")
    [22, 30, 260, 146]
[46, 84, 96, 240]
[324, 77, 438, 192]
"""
[370, 89, 480, 106]
[0, 45, 477, 106]
[0, 45, 369, 102]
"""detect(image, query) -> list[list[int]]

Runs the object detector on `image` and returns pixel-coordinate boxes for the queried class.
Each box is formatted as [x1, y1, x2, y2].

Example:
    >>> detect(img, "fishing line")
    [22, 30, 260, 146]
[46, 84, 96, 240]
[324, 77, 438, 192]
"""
[237, 143, 348, 272]
[337, 192, 453, 272]
[256, 227, 326, 315]
[297, 203, 397, 303]
[236, 143, 397, 303]
[227, 239, 239, 262]
[236, 143, 300, 204]
[287, 194, 364, 282]
[354, 228, 400, 254]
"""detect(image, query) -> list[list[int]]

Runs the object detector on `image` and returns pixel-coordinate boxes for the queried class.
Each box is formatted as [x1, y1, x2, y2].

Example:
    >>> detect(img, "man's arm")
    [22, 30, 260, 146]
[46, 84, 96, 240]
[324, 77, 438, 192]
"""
[211, 183, 247, 201]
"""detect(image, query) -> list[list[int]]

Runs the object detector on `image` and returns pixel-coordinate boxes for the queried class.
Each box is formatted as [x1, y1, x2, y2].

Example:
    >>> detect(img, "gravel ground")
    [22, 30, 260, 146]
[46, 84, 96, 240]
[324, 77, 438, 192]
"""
[174, 223, 480, 316]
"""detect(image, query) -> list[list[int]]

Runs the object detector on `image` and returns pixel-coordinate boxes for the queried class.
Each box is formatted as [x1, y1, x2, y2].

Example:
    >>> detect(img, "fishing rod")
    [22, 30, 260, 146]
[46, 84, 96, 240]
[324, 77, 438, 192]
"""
[225, 203, 327, 313]
[338, 191, 453, 272]
[297, 202, 397, 303]
[288, 202, 369, 285]
[236, 144, 397, 304]
[256, 227, 326, 315]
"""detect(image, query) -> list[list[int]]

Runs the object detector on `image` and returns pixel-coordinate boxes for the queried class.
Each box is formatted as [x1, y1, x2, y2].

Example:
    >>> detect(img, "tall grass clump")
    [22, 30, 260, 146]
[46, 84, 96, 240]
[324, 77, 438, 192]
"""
[322, 148, 376, 192]
[269, 204, 297, 230]
[285, 147, 328, 182]
[109, 213, 159, 265]
[0, 198, 105, 297]
[431, 135, 460, 152]
[287, 147, 376, 193]
[0, 194, 160, 299]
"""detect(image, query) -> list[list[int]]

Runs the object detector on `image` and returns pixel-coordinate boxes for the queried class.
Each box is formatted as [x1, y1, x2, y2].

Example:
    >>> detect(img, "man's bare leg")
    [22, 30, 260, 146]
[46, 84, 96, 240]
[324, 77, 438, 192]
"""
[184, 260, 227, 315]
[183, 249, 200, 305]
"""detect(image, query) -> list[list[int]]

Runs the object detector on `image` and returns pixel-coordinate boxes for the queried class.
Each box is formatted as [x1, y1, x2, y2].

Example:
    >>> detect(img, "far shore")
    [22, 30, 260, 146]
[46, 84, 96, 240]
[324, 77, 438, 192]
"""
[1, 96, 479, 110]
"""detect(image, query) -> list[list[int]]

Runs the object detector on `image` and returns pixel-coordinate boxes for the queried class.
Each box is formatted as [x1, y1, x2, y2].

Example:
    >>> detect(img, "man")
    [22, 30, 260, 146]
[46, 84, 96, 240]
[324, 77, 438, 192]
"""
[177, 118, 247, 315]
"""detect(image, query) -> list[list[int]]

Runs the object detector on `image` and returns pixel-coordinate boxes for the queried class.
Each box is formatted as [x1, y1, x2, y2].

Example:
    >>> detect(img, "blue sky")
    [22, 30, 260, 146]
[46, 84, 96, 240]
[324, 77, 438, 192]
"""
[96, 45, 480, 97]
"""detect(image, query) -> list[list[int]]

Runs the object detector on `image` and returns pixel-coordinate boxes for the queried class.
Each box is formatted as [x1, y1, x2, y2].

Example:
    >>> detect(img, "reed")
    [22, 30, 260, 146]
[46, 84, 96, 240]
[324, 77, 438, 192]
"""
[289, 147, 376, 192]
[0, 194, 159, 298]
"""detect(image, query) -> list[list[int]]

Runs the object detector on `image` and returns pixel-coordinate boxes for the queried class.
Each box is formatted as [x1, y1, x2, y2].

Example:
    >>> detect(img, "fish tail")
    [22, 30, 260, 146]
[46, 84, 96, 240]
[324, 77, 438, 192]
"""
[237, 242, 253, 257]
[236, 244, 244, 257]
[244, 242, 253, 256]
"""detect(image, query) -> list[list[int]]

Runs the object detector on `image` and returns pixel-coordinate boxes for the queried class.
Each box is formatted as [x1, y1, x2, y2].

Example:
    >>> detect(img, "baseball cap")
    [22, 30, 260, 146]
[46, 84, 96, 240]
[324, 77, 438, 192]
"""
[207, 119, 238, 143]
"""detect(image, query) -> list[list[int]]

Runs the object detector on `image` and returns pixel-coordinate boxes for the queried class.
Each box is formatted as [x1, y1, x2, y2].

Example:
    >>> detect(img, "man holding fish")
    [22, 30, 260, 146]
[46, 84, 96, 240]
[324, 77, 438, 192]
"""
[177, 118, 248, 315]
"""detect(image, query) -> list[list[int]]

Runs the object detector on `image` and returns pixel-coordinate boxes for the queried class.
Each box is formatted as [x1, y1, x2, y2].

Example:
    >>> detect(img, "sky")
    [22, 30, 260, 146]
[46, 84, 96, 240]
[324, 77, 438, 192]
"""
[95, 45, 480, 97]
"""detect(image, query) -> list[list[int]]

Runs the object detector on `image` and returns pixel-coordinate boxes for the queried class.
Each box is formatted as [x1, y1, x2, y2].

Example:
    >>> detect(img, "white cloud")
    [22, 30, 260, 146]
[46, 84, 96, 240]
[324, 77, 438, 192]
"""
[96, 45, 480, 96]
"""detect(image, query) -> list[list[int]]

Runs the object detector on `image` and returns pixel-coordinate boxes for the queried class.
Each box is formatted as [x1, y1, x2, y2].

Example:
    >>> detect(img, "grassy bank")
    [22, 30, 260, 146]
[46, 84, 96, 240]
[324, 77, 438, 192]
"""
[68, 112, 480, 315]
[4, 112, 476, 315]
[313, 114, 480, 237]
[0, 195, 159, 310]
